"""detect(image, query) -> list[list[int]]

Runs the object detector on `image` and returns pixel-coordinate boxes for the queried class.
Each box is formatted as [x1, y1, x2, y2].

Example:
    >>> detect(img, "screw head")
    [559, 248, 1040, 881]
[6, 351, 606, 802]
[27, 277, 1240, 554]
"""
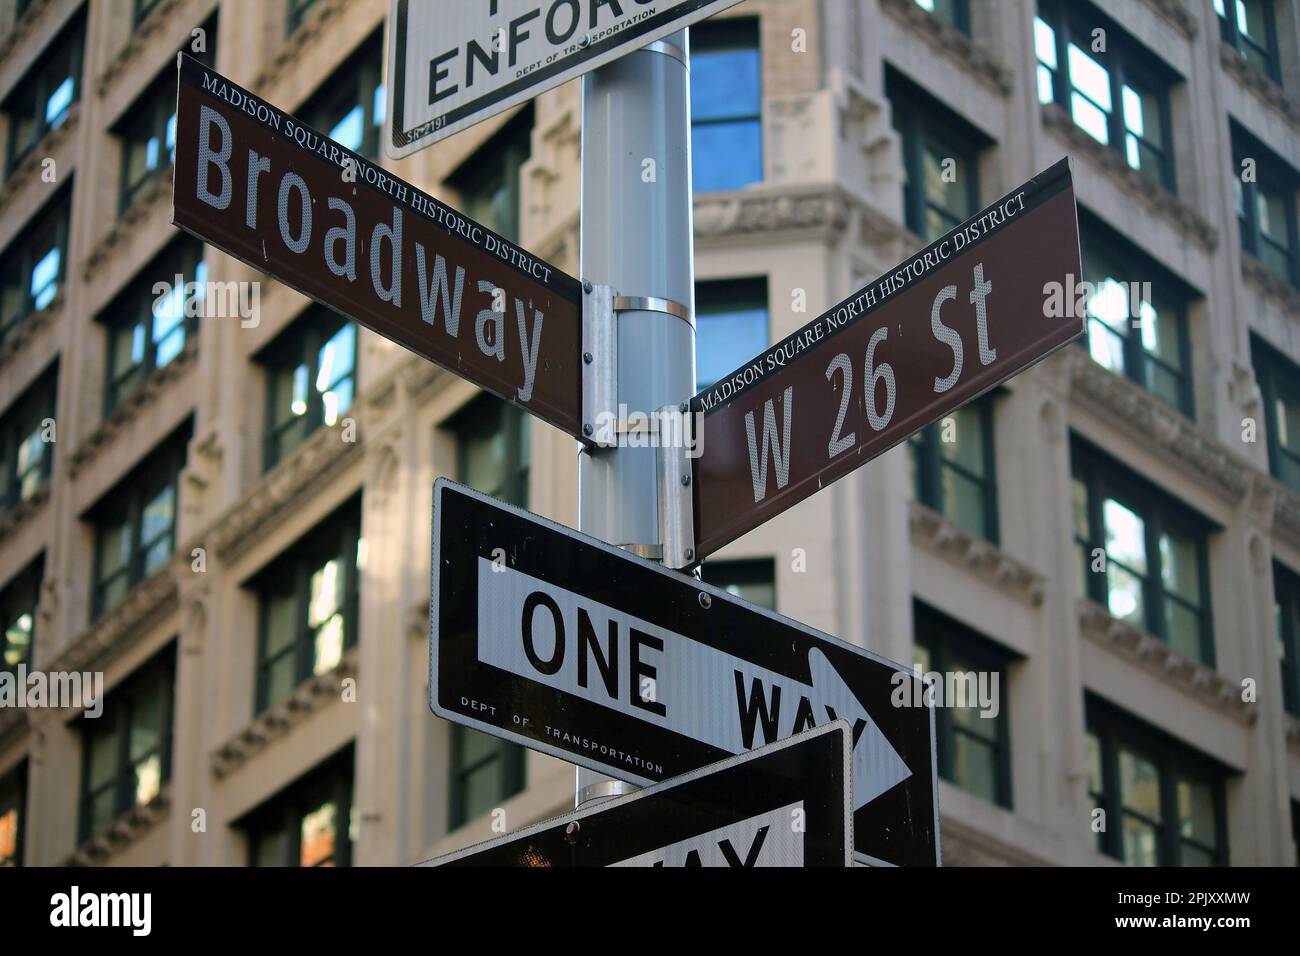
[583, 279, 593, 294]
[679, 402, 689, 414]
[680, 474, 690, 487]
[583, 351, 593, 364]
[565, 821, 580, 844]
[583, 424, 594, 437]
[579, 34, 591, 48]
[697, 589, 709, 608]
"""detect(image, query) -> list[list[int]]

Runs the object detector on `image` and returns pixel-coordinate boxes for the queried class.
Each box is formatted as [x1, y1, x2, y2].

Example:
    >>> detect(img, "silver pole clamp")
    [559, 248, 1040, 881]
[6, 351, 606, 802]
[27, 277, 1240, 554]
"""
[612, 295, 694, 327]
[656, 403, 697, 570]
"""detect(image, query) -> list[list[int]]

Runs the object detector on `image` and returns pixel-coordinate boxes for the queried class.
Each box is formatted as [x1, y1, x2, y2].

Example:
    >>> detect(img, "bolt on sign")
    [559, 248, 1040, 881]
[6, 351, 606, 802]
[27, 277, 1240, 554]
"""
[430, 479, 939, 866]
[688, 159, 1084, 558]
[170, 54, 585, 439]
[386, 0, 745, 155]
[419, 723, 853, 867]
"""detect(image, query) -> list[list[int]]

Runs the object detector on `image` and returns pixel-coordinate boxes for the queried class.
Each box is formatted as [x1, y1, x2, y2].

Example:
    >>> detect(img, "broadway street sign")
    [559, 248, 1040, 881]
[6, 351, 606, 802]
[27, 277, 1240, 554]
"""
[430, 478, 938, 866]
[419, 723, 852, 867]
[171, 54, 585, 439]
[689, 159, 1083, 558]
[386, 0, 744, 154]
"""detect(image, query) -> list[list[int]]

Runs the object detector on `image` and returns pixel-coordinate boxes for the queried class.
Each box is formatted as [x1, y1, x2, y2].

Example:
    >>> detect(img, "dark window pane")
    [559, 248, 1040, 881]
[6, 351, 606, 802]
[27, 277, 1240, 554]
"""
[695, 279, 768, 391]
[690, 20, 762, 192]
[703, 559, 775, 610]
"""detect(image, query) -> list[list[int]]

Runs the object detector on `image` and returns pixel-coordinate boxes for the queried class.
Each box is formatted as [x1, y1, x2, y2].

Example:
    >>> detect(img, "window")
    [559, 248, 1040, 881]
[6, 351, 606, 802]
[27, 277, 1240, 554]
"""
[1071, 437, 1214, 665]
[702, 558, 776, 610]
[450, 395, 530, 508]
[908, 396, 998, 543]
[1233, 125, 1300, 288]
[287, 0, 322, 34]
[1253, 335, 1300, 491]
[2, 9, 84, 175]
[89, 423, 190, 619]
[1080, 219, 1194, 415]
[0, 558, 42, 678]
[0, 365, 56, 513]
[300, 32, 385, 162]
[888, 71, 985, 242]
[0, 188, 71, 343]
[0, 762, 25, 866]
[448, 105, 534, 244]
[446, 395, 530, 827]
[1035, 0, 1176, 191]
[1086, 695, 1229, 866]
[241, 747, 354, 866]
[115, 16, 215, 212]
[99, 237, 207, 414]
[913, 603, 1013, 808]
[913, 0, 969, 33]
[695, 279, 768, 392]
[1216, 0, 1280, 81]
[78, 645, 175, 841]
[250, 495, 361, 715]
[1275, 563, 1300, 718]
[448, 723, 526, 830]
[259, 309, 357, 470]
[690, 18, 762, 193]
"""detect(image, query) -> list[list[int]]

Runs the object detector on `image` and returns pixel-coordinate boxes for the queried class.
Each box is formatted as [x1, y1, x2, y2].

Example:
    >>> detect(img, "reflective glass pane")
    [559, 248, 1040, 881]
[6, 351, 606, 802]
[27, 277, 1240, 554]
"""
[1159, 531, 1201, 604]
[1034, 18, 1058, 70]
[264, 591, 297, 655]
[1122, 814, 1160, 866]
[1108, 562, 1146, 624]
[1068, 44, 1112, 112]
[328, 106, 363, 153]
[691, 49, 760, 121]
[312, 613, 344, 675]
[44, 76, 74, 126]
[1177, 777, 1216, 845]
[692, 121, 763, 193]
[951, 732, 999, 803]
[1119, 746, 1161, 818]
[308, 559, 341, 628]
[696, 306, 767, 391]
[300, 801, 337, 866]
[1103, 498, 1147, 573]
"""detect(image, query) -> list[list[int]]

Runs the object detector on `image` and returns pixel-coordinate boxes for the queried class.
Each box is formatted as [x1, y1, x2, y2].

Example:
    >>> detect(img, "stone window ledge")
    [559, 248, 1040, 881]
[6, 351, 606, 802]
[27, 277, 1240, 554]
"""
[879, 0, 1014, 96]
[0, 0, 56, 69]
[909, 501, 1045, 606]
[1041, 103, 1218, 252]
[1220, 42, 1300, 133]
[48, 568, 179, 678]
[1242, 253, 1300, 314]
[1077, 598, 1254, 725]
[67, 340, 199, 482]
[209, 652, 358, 780]
[64, 788, 171, 866]
[96, 0, 189, 99]
[0, 291, 62, 375]
[80, 165, 175, 286]
[250, 0, 348, 96]
[0, 482, 49, 549]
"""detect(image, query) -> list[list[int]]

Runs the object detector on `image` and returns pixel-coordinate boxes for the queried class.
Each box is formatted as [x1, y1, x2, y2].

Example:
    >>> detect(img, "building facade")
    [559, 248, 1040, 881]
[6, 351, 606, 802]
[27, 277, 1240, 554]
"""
[1, 0, 1298, 866]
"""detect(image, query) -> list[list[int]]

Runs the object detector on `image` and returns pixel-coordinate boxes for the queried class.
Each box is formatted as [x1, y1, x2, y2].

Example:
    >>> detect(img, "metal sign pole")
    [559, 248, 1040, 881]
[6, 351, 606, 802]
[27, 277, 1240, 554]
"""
[576, 31, 696, 808]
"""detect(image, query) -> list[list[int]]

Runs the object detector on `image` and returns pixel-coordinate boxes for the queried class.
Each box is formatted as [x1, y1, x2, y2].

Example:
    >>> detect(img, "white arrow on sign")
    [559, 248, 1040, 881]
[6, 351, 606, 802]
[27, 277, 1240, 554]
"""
[477, 560, 911, 810]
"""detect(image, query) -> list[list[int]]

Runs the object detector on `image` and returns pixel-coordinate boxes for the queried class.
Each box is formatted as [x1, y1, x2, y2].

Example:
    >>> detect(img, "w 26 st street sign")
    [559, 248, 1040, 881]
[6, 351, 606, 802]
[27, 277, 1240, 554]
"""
[171, 55, 585, 439]
[689, 159, 1083, 558]
[430, 478, 938, 866]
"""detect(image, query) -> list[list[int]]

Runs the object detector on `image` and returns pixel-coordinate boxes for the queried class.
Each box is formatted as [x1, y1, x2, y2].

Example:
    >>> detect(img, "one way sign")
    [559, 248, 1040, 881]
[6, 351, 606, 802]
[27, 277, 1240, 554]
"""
[430, 478, 939, 866]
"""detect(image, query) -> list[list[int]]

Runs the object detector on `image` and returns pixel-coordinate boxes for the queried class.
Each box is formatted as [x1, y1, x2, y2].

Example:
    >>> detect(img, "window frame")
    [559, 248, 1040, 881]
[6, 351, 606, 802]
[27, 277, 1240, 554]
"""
[1086, 694, 1230, 866]
[1071, 437, 1215, 666]
[1252, 334, 1300, 491]
[259, 309, 358, 471]
[913, 602, 1014, 809]
[447, 104, 535, 245]
[0, 365, 56, 513]
[1079, 217, 1195, 417]
[0, 557, 43, 679]
[287, 0, 323, 35]
[1275, 562, 1300, 718]
[0, 187, 72, 344]
[1234, 127, 1300, 289]
[688, 16, 764, 193]
[298, 30, 385, 162]
[908, 394, 1000, 545]
[77, 644, 176, 842]
[449, 394, 531, 509]
[89, 424, 190, 620]
[251, 495, 362, 716]
[447, 723, 527, 830]
[701, 557, 777, 610]
[99, 237, 206, 416]
[2, 9, 85, 176]
[1216, 0, 1282, 83]
[914, 0, 970, 34]
[1035, 0, 1177, 192]
[694, 277, 770, 393]
[242, 746, 354, 866]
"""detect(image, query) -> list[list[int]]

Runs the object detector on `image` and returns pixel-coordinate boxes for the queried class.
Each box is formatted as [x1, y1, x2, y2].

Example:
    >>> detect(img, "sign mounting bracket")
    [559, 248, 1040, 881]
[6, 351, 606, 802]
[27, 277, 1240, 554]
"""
[657, 402, 697, 570]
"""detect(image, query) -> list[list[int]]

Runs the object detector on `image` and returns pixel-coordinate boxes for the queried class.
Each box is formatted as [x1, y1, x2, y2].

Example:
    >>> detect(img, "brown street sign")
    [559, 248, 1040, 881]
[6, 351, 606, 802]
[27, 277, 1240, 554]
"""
[689, 159, 1084, 559]
[171, 54, 584, 439]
